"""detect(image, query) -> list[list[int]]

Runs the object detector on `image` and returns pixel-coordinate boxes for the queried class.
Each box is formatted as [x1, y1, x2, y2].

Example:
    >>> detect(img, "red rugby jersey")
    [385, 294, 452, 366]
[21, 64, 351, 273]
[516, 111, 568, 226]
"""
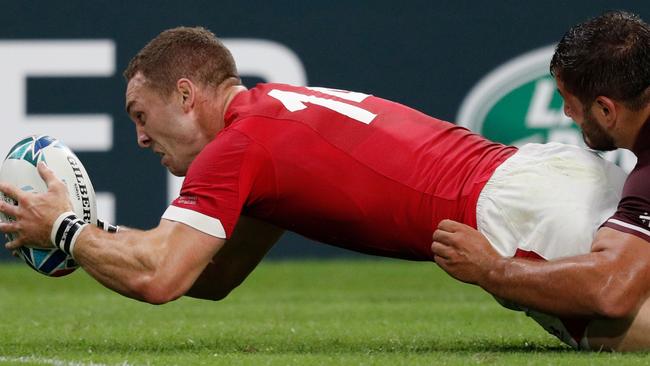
[163, 83, 516, 260]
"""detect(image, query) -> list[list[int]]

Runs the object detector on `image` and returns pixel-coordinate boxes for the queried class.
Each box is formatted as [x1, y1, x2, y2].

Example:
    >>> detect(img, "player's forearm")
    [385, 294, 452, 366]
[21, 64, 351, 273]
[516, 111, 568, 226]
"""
[73, 226, 173, 303]
[481, 252, 633, 318]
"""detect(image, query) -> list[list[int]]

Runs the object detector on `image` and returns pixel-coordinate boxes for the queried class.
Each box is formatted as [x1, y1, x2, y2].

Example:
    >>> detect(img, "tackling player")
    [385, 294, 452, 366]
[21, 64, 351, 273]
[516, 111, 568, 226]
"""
[431, 10, 650, 351]
[0, 23, 635, 351]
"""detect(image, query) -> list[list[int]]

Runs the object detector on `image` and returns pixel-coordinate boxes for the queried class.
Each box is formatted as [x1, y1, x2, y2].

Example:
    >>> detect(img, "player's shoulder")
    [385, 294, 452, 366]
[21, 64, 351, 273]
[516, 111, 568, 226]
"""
[603, 158, 650, 242]
[225, 83, 296, 124]
[622, 156, 650, 196]
[191, 128, 255, 166]
[230, 82, 307, 106]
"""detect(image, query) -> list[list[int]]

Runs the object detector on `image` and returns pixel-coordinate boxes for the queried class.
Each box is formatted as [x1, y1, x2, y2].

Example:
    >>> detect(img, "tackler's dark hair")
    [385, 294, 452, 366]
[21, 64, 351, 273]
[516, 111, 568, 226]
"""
[550, 10, 650, 110]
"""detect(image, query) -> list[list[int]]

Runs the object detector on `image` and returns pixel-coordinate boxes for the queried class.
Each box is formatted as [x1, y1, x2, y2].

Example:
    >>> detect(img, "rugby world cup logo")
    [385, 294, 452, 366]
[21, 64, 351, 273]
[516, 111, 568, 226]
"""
[456, 45, 636, 172]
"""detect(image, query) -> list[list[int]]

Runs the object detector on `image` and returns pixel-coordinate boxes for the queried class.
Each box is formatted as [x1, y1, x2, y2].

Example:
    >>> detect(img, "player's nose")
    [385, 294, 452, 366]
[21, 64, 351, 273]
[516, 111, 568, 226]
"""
[136, 126, 152, 148]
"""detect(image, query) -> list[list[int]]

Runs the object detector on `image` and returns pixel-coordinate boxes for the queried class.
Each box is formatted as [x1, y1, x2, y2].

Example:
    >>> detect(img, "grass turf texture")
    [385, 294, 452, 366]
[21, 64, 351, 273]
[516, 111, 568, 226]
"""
[1, 260, 649, 365]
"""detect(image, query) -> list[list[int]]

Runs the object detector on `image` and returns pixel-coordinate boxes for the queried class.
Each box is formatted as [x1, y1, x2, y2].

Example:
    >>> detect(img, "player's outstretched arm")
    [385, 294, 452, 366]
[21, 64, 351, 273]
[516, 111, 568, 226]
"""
[432, 219, 650, 318]
[185, 215, 284, 301]
[73, 219, 225, 304]
[0, 162, 225, 304]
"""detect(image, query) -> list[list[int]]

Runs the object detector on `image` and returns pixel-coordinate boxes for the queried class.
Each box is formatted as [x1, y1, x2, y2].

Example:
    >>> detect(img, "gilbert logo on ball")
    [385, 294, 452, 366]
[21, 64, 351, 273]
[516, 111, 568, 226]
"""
[456, 44, 636, 172]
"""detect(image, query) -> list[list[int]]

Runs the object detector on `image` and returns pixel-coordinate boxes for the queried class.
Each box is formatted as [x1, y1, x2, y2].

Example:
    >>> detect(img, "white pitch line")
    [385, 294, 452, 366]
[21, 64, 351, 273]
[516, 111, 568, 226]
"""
[0, 355, 134, 366]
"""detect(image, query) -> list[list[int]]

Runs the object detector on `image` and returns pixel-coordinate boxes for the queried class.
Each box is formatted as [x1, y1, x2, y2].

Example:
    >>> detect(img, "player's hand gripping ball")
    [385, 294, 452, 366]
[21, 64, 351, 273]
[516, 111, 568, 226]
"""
[0, 136, 97, 276]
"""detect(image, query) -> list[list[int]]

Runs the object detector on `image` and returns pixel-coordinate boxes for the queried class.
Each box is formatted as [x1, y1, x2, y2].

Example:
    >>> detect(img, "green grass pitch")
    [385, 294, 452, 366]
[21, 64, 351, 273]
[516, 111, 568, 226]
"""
[1, 259, 649, 365]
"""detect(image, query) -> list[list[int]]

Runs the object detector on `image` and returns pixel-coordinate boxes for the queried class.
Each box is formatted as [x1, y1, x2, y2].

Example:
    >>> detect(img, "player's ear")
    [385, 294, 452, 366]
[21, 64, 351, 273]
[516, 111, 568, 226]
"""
[593, 96, 617, 129]
[177, 78, 195, 112]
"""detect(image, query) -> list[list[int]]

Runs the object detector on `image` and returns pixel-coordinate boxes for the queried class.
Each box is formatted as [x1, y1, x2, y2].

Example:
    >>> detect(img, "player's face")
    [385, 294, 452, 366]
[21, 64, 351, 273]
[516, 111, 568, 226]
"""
[125, 73, 204, 176]
[579, 106, 617, 151]
[556, 79, 617, 151]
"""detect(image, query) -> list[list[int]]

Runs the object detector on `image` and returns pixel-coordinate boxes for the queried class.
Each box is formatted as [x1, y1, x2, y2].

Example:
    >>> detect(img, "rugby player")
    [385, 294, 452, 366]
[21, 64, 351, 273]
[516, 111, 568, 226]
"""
[0, 25, 630, 350]
[431, 10, 650, 351]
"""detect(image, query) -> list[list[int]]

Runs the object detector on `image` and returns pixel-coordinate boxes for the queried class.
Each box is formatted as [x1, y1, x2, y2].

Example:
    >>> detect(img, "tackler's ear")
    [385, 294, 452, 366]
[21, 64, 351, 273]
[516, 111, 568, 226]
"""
[593, 96, 618, 129]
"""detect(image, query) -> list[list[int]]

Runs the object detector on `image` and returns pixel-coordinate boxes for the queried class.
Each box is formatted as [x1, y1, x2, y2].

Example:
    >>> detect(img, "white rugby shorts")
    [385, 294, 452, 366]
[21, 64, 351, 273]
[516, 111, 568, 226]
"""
[476, 142, 628, 349]
[477, 142, 626, 260]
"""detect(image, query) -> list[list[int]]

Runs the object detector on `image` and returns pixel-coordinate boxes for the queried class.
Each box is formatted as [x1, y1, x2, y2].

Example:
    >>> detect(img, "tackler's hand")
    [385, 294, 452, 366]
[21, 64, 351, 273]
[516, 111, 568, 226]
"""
[431, 219, 502, 286]
[0, 162, 74, 250]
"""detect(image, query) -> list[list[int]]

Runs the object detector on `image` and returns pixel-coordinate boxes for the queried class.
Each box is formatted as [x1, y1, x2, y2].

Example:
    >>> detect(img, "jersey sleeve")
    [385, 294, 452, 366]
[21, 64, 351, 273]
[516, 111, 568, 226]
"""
[161, 129, 263, 239]
[602, 166, 650, 242]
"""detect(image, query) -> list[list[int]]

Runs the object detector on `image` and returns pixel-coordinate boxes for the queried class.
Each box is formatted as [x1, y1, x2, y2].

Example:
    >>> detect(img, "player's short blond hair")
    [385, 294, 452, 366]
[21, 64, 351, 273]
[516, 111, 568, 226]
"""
[123, 26, 240, 96]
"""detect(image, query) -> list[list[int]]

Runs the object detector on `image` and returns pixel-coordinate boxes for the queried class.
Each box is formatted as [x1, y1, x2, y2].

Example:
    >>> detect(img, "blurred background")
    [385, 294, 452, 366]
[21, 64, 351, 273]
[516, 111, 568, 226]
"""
[0, 0, 647, 261]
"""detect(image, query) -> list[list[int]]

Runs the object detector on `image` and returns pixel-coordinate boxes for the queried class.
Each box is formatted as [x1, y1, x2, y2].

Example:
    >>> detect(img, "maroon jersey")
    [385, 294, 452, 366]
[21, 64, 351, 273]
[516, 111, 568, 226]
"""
[603, 119, 650, 242]
[164, 84, 516, 260]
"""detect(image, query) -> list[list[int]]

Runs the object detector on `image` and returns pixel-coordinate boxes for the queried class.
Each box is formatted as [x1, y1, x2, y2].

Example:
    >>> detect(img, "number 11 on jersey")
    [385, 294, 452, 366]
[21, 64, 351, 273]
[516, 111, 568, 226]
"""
[268, 87, 377, 124]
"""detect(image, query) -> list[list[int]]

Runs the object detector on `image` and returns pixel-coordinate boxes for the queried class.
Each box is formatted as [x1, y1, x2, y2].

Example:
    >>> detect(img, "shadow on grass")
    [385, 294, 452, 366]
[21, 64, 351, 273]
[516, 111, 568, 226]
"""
[4, 337, 584, 356]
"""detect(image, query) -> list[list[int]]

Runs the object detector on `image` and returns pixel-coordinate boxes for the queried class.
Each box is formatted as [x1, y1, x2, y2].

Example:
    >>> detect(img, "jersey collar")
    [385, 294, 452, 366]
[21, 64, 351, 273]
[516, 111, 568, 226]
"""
[632, 117, 650, 157]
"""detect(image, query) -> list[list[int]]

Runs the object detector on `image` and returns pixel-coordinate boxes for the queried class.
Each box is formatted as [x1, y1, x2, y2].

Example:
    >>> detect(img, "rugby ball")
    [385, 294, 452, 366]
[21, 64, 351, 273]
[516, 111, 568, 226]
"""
[0, 135, 97, 277]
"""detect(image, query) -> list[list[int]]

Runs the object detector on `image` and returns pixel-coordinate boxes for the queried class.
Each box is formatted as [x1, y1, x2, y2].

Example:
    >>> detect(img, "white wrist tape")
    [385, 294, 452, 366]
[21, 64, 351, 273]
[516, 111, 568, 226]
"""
[50, 211, 88, 258]
[96, 218, 120, 233]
